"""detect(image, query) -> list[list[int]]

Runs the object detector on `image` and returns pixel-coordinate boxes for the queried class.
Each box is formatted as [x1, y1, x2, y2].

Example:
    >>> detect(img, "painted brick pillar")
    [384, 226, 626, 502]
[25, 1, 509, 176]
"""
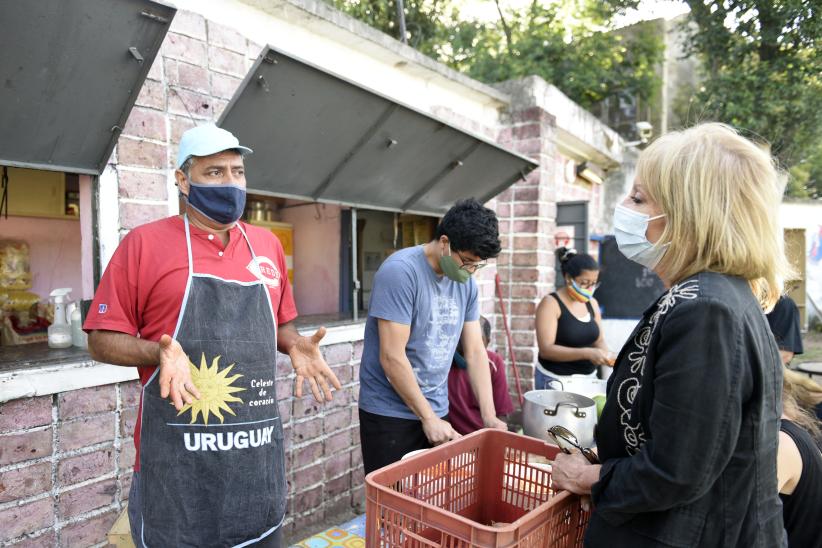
[494, 106, 560, 393]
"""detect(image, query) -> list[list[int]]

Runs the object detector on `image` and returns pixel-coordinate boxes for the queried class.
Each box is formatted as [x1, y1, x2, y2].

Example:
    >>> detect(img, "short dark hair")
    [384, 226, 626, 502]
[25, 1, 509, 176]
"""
[435, 198, 501, 259]
[479, 316, 491, 343]
[556, 247, 598, 277]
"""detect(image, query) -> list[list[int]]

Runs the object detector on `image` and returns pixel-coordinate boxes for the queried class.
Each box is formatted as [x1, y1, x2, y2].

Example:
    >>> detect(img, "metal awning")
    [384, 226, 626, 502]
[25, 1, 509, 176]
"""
[0, 0, 175, 175]
[219, 47, 538, 217]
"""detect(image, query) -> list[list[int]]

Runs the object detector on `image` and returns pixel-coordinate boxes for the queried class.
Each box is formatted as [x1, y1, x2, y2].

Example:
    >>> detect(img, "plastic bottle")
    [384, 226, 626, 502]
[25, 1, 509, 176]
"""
[48, 288, 73, 349]
[71, 301, 86, 348]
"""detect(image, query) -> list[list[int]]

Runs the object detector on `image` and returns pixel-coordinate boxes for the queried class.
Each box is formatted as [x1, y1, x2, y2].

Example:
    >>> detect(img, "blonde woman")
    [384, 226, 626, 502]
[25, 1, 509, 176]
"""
[552, 123, 788, 547]
[778, 365, 822, 548]
[767, 296, 822, 419]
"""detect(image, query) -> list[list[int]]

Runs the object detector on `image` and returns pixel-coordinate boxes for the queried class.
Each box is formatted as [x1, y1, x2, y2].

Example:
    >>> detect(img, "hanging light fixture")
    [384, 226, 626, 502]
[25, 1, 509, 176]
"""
[575, 161, 604, 185]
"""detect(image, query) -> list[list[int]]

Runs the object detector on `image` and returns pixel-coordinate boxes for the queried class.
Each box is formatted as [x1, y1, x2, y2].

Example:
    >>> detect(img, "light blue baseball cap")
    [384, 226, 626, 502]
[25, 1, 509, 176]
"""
[176, 124, 253, 169]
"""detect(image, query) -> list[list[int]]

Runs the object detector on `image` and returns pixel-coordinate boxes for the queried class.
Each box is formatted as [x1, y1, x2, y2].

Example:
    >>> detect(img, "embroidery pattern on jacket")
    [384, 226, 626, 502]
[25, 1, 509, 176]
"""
[618, 279, 700, 454]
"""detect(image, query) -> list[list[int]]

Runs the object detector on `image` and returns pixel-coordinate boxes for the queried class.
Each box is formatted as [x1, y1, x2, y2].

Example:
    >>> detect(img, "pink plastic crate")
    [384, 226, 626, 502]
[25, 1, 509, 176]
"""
[365, 429, 589, 547]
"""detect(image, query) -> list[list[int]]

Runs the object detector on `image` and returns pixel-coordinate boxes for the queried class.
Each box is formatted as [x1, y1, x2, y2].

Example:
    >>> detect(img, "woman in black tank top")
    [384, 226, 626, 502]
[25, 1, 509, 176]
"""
[778, 366, 822, 548]
[534, 248, 612, 389]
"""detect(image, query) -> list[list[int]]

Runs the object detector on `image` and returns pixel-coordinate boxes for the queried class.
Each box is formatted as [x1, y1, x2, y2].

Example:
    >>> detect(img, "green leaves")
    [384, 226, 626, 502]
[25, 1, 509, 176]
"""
[327, 0, 662, 110]
[326, 0, 820, 198]
[330, 0, 461, 56]
[679, 0, 822, 198]
[459, 2, 662, 110]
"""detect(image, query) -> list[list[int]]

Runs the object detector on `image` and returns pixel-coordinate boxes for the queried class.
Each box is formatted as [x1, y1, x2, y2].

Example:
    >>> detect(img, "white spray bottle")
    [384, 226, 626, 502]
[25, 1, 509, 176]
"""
[48, 288, 73, 348]
[71, 300, 87, 348]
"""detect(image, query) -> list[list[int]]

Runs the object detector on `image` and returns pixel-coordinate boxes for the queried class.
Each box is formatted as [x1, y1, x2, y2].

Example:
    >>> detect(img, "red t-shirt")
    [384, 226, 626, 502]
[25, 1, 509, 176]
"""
[84, 216, 297, 470]
[447, 349, 514, 435]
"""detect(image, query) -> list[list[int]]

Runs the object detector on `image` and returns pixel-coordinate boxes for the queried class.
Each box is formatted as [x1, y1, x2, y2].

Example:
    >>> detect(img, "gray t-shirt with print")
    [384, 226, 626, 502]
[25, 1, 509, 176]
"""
[358, 246, 479, 420]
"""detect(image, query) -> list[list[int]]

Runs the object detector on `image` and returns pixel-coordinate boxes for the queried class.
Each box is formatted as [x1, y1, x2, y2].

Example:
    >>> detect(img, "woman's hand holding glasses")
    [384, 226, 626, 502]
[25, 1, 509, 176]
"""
[548, 425, 601, 509]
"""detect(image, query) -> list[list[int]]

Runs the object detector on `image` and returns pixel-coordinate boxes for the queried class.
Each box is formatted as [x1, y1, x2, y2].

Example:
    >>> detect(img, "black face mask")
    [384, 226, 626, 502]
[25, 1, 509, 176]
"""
[185, 179, 246, 224]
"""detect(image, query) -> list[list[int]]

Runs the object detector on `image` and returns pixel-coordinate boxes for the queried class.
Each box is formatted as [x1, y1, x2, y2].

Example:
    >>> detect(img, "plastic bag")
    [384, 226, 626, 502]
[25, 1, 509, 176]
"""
[0, 240, 32, 290]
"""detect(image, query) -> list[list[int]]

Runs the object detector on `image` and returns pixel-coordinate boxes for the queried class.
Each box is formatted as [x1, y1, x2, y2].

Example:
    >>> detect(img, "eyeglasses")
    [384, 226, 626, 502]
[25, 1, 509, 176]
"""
[455, 250, 487, 273]
[547, 425, 599, 464]
[573, 278, 599, 290]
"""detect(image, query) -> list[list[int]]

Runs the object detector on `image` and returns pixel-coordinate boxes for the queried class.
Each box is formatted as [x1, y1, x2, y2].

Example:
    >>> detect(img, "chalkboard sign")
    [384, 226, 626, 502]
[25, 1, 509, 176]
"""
[594, 236, 666, 319]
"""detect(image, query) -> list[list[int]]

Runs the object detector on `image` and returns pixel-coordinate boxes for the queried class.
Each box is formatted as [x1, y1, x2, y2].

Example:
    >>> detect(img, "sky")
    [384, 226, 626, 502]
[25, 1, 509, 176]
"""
[456, 0, 690, 27]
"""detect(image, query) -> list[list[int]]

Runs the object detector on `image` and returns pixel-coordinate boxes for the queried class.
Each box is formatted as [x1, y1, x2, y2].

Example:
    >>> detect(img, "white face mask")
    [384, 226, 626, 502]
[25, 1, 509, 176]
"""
[613, 204, 667, 269]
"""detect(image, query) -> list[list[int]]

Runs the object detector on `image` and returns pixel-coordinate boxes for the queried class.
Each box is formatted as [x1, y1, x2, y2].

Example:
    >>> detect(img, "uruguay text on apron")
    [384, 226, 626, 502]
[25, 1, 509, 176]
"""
[137, 216, 286, 547]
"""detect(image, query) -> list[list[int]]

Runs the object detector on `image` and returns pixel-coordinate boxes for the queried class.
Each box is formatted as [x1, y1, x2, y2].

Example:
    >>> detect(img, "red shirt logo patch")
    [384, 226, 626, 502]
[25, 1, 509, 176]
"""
[247, 257, 280, 287]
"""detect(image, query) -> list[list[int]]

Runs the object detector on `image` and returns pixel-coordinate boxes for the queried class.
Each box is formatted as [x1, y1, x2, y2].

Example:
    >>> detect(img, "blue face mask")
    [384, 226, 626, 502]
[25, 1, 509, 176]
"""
[185, 180, 246, 225]
[613, 204, 667, 269]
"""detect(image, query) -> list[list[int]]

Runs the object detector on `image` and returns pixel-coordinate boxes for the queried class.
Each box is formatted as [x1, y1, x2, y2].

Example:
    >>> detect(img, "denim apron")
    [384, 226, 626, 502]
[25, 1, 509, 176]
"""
[134, 216, 286, 547]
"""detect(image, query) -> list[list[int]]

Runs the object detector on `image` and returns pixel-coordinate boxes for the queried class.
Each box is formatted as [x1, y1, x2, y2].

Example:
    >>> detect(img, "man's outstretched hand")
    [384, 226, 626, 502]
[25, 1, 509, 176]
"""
[158, 334, 201, 411]
[289, 327, 343, 403]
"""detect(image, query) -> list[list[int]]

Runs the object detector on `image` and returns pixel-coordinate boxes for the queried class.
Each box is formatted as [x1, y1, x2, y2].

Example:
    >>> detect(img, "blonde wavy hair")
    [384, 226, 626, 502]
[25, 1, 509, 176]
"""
[783, 367, 822, 441]
[638, 123, 790, 310]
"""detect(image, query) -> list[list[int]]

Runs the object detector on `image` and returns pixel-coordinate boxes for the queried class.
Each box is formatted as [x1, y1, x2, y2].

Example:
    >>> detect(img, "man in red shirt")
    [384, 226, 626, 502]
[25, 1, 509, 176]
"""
[447, 316, 514, 435]
[84, 124, 340, 547]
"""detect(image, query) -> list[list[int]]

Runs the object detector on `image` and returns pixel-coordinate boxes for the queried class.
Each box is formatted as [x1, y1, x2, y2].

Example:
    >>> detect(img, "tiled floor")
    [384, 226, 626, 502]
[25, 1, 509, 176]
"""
[290, 514, 366, 547]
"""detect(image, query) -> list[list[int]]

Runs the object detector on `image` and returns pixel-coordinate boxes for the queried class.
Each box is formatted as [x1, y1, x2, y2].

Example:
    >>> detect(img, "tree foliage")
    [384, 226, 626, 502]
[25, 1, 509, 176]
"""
[442, 1, 662, 109]
[788, 143, 822, 199]
[328, 0, 662, 110]
[328, 0, 821, 198]
[325, 0, 459, 58]
[677, 0, 822, 198]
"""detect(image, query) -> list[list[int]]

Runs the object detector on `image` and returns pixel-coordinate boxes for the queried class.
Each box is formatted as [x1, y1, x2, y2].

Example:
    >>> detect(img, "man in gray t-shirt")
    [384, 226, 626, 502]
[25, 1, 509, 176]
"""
[358, 199, 508, 474]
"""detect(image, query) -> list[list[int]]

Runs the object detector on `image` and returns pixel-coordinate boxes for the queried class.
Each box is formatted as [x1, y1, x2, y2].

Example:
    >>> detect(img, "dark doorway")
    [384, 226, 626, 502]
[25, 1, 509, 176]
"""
[555, 201, 588, 287]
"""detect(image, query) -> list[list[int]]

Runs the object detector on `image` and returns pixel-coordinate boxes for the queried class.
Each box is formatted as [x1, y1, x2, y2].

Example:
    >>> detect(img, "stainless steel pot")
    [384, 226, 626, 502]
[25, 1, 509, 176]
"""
[522, 389, 597, 447]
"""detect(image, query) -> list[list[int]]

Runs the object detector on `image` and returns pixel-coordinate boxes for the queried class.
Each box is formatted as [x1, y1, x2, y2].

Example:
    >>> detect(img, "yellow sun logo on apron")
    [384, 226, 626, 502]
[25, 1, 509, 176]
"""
[178, 353, 246, 425]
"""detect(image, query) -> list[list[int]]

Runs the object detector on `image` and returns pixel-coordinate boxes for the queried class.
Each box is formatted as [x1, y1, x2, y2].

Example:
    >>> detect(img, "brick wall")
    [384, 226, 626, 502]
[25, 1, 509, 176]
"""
[0, 383, 139, 546]
[115, 12, 258, 235]
[490, 107, 562, 394]
[0, 338, 362, 546]
[486, 103, 606, 400]
[280, 340, 365, 539]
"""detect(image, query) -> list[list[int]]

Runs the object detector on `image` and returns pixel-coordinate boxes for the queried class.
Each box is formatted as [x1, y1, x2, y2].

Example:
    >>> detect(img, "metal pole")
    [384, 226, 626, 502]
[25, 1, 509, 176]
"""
[1, 166, 9, 219]
[396, 0, 407, 44]
[351, 207, 360, 321]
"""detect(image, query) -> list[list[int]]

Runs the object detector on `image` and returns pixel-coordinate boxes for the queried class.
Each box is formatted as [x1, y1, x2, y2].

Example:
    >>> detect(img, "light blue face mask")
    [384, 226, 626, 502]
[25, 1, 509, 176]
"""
[613, 204, 667, 269]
